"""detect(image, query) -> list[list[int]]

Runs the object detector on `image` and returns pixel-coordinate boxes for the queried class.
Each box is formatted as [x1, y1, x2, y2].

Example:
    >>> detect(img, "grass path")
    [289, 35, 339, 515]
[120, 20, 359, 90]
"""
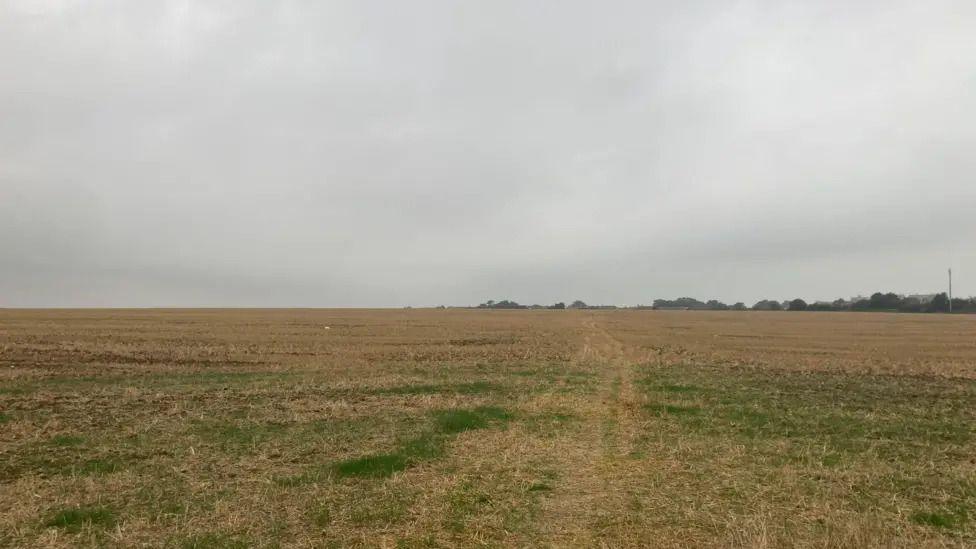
[534, 314, 649, 546]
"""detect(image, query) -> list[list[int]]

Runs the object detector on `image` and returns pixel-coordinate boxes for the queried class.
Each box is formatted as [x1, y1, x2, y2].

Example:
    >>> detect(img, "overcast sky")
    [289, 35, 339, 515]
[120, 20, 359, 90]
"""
[2, 1, 975, 307]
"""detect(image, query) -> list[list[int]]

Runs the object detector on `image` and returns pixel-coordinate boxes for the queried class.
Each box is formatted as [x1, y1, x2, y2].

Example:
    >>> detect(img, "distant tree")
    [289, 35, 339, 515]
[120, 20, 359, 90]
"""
[731, 302, 747, 311]
[569, 300, 588, 309]
[705, 300, 729, 310]
[752, 299, 783, 311]
[478, 299, 526, 309]
[928, 293, 949, 313]
[832, 298, 849, 310]
[675, 297, 706, 309]
[788, 298, 808, 311]
[868, 292, 903, 310]
[898, 297, 923, 313]
[653, 297, 707, 309]
[951, 298, 970, 312]
[550, 302, 566, 310]
[957, 298, 976, 312]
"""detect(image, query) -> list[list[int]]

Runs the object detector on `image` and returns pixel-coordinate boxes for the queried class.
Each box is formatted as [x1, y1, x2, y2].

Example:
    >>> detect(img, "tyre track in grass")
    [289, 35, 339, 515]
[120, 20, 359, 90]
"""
[533, 312, 647, 546]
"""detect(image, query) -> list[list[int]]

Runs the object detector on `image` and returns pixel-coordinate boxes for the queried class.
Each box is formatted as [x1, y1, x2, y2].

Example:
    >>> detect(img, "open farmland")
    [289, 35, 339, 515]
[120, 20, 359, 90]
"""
[1, 309, 975, 548]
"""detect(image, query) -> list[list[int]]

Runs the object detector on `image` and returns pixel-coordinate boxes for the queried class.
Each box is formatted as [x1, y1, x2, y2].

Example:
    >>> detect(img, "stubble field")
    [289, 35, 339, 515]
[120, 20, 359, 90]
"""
[1, 308, 975, 548]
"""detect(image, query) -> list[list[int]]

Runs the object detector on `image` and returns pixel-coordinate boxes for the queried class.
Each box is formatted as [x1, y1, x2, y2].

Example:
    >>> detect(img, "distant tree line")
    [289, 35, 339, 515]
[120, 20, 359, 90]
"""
[652, 292, 976, 313]
[651, 297, 747, 310]
[472, 292, 976, 313]
[475, 299, 616, 310]
[476, 299, 566, 310]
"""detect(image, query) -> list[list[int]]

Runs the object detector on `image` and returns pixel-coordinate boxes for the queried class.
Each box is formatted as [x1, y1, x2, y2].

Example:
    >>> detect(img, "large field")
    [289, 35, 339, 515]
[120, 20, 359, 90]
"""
[1, 309, 975, 548]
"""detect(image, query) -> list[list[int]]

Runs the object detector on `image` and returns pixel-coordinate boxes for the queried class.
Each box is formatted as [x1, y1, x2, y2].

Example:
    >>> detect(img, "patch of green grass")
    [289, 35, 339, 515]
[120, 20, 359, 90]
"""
[311, 505, 332, 528]
[45, 505, 117, 533]
[433, 406, 512, 434]
[445, 481, 493, 532]
[536, 411, 576, 423]
[329, 407, 512, 480]
[191, 420, 287, 448]
[274, 468, 329, 487]
[523, 410, 578, 434]
[161, 371, 291, 386]
[50, 434, 85, 447]
[0, 411, 11, 423]
[5, 453, 126, 479]
[348, 495, 409, 526]
[399, 432, 446, 460]
[395, 534, 441, 548]
[639, 366, 976, 459]
[375, 381, 502, 396]
[333, 453, 409, 478]
[75, 458, 121, 475]
[636, 363, 976, 537]
[912, 510, 965, 529]
[179, 532, 250, 549]
[332, 432, 449, 479]
[643, 403, 702, 416]
[820, 453, 842, 467]
[4, 371, 296, 398]
[659, 383, 700, 394]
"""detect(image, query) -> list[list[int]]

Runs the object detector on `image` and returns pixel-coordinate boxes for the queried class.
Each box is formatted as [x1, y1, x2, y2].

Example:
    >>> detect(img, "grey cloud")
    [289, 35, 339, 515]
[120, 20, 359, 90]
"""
[2, 0, 974, 307]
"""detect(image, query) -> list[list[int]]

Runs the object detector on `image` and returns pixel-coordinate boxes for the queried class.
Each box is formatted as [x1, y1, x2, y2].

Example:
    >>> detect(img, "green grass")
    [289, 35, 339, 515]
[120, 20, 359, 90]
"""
[49, 434, 85, 446]
[399, 432, 446, 460]
[433, 406, 512, 434]
[310, 505, 332, 528]
[3, 452, 126, 479]
[912, 509, 968, 529]
[0, 371, 297, 398]
[75, 458, 121, 475]
[374, 381, 502, 395]
[638, 366, 975, 457]
[178, 532, 250, 549]
[333, 453, 410, 478]
[445, 482, 493, 532]
[637, 363, 976, 532]
[658, 383, 700, 394]
[191, 421, 287, 448]
[330, 407, 513, 479]
[45, 506, 117, 533]
[643, 403, 702, 416]
[348, 494, 410, 526]
[522, 411, 578, 435]
[274, 469, 329, 487]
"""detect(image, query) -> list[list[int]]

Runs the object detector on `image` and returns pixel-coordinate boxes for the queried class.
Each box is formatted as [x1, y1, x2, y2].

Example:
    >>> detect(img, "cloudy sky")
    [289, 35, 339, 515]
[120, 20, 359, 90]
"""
[2, 1, 974, 307]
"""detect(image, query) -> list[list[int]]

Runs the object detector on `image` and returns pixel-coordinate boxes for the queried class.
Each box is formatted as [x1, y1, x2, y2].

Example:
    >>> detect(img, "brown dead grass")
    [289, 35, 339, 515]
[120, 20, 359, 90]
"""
[1, 309, 975, 547]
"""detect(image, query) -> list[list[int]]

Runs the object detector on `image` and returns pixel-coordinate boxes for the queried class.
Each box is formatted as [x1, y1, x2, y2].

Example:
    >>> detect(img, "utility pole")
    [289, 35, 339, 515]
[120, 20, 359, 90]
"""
[949, 268, 953, 313]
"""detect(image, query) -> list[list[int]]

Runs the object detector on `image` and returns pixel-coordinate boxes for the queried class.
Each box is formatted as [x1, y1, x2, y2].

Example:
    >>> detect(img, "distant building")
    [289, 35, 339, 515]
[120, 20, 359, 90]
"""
[908, 294, 937, 304]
